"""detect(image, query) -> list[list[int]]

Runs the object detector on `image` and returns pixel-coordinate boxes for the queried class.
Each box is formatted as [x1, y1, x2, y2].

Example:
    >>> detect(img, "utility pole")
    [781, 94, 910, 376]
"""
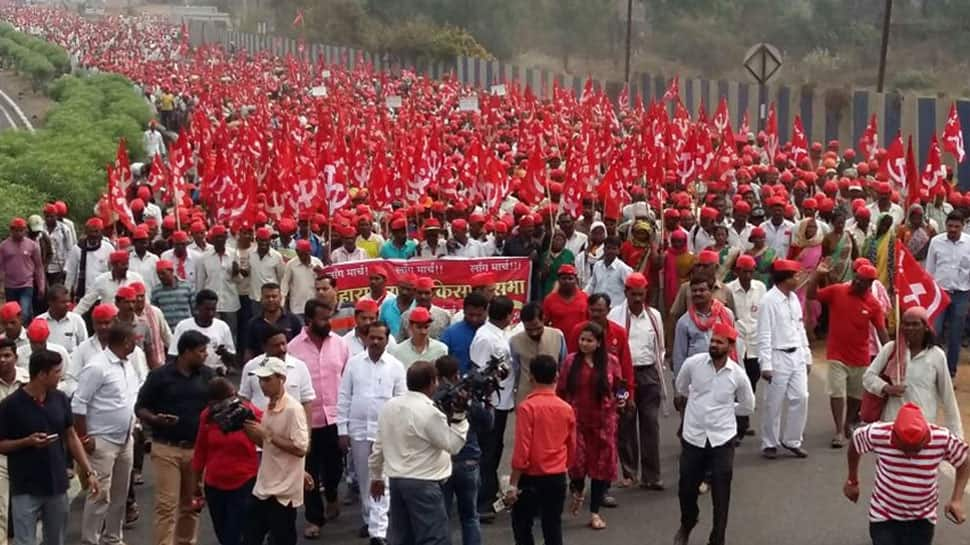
[624, 0, 633, 83]
[877, 0, 892, 92]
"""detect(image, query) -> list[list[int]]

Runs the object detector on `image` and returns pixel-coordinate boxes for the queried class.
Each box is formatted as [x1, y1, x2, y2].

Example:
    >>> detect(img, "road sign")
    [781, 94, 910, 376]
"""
[743, 43, 782, 85]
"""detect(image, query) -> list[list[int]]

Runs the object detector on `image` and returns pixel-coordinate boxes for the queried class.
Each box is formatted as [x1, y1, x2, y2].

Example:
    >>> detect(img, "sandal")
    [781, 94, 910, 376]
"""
[616, 477, 635, 488]
[590, 513, 607, 530]
[303, 524, 321, 540]
[831, 435, 846, 449]
[569, 492, 584, 516]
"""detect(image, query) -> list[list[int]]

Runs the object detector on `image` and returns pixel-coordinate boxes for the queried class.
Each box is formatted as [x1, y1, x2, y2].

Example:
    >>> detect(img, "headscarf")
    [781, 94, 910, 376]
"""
[791, 218, 823, 248]
[885, 306, 932, 384]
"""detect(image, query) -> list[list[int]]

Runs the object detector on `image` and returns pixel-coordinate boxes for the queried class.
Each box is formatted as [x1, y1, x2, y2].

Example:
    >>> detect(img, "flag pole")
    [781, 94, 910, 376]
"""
[894, 290, 901, 385]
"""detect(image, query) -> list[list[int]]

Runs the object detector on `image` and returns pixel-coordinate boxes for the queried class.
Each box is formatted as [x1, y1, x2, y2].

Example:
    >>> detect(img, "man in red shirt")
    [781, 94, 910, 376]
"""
[809, 260, 888, 448]
[541, 264, 588, 336]
[506, 354, 575, 545]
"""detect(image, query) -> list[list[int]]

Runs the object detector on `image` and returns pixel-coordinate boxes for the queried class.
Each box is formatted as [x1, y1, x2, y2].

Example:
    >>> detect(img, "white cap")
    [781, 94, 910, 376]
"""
[249, 356, 287, 378]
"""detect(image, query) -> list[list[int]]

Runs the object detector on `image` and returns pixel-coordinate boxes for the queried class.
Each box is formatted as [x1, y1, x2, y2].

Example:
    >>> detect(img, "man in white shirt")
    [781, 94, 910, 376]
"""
[447, 220, 487, 258]
[128, 227, 160, 294]
[727, 201, 754, 252]
[725, 255, 767, 441]
[160, 231, 200, 291]
[74, 251, 145, 316]
[867, 182, 904, 228]
[336, 322, 406, 543]
[64, 304, 117, 397]
[368, 361, 468, 545]
[330, 225, 369, 264]
[73, 322, 141, 545]
[64, 218, 115, 302]
[282, 240, 324, 321]
[239, 326, 316, 415]
[468, 296, 514, 518]
[586, 236, 633, 308]
[143, 122, 166, 158]
[195, 225, 241, 340]
[168, 290, 236, 374]
[343, 300, 396, 358]
[924, 210, 970, 378]
[759, 198, 794, 258]
[607, 273, 666, 489]
[559, 214, 588, 257]
[755, 259, 811, 460]
[673, 323, 754, 545]
[42, 203, 73, 285]
[388, 307, 448, 369]
[249, 227, 286, 307]
[38, 285, 87, 354]
[16, 318, 70, 373]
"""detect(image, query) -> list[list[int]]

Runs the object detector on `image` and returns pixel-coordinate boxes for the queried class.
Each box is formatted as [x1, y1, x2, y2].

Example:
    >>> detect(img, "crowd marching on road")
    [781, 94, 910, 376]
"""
[0, 5, 968, 545]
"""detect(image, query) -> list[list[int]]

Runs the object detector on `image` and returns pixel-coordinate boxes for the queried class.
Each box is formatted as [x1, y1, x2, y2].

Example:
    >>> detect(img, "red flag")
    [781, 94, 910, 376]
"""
[292, 10, 304, 28]
[712, 97, 730, 135]
[739, 112, 751, 140]
[764, 103, 778, 161]
[521, 143, 547, 205]
[859, 113, 879, 162]
[905, 136, 921, 209]
[618, 84, 630, 113]
[880, 132, 905, 189]
[115, 139, 131, 191]
[662, 76, 679, 102]
[943, 103, 965, 163]
[895, 239, 950, 323]
[790, 115, 809, 167]
[921, 134, 947, 200]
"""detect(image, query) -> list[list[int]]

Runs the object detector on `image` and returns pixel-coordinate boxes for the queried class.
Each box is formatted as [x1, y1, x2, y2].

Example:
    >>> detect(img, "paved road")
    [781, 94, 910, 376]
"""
[0, 71, 34, 132]
[64, 361, 969, 545]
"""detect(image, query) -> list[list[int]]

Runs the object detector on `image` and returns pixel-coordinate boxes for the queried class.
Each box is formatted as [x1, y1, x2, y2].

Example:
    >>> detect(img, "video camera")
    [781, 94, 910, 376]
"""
[433, 354, 510, 421]
[209, 396, 256, 433]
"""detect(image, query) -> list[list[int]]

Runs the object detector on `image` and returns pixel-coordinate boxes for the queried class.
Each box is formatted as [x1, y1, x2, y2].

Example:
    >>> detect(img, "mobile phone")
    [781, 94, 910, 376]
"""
[45, 434, 58, 442]
[945, 509, 960, 524]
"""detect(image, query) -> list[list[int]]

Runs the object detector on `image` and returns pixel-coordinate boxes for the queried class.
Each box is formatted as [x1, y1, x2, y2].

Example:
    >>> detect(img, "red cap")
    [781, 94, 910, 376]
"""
[391, 218, 407, 230]
[26, 318, 49, 343]
[519, 216, 534, 228]
[671, 230, 688, 242]
[209, 225, 227, 238]
[470, 272, 497, 287]
[92, 304, 119, 322]
[355, 299, 380, 313]
[162, 216, 177, 230]
[0, 302, 20, 321]
[749, 227, 765, 238]
[469, 213, 486, 224]
[295, 239, 312, 253]
[854, 207, 871, 220]
[451, 219, 468, 231]
[398, 273, 418, 288]
[557, 264, 577, 276]
[408, 306, 433, 324]
[43, 203, 57, 215]
[494, 221, 509, 234]
[802, 198, 818, 210]
[415, 277, 435, 291]
[733, 201, 751, 214]
[625, 272, 648, 289]
[423, 218, 442, 231]
[711, 322, 738, 342]
[156, 259, 174, 272]
[735, 254, 756, 271]
[109, 251, 129, 264]
[115, 286, 136, 301]
[890, 403, 930, 449]
[130, 282, 146, 296]
[700, 207, 719, 220]
[86, 217, 104, 230]
[773, 259, 802, 273]
[137, 186, 151, 200]
[663, 208, 679, 220]
[856, 264, 878, 280]
[698, 250, 719, 265]
[370, 264, 389, 279]
[130, 198, 145, 212]
[255, 227, 272, 241]
[190, 221, 206, 234]
[278, 219, 297, 234]
[172, 231, 190, 244]
[9, 217, 26, 229]
[115, 237, 131, 250]
[54, 201, 67, 215]
[132, 227, 150, 240]
[877, 182, 892, 195]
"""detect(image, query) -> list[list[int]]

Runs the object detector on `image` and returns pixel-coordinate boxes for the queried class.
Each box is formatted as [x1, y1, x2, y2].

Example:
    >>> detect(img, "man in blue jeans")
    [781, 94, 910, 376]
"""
[925, 210, 970, 377]
[0, 217, 46, 322]
[435, 356, 493, 545]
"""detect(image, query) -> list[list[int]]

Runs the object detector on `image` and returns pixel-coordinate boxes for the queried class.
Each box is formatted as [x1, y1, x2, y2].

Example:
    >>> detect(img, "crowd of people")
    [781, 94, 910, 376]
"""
[0, 5, 967, 545]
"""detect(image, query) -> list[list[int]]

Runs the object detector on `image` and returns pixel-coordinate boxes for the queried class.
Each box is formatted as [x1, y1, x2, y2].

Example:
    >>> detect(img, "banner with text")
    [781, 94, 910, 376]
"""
[324, 257, 532, 315]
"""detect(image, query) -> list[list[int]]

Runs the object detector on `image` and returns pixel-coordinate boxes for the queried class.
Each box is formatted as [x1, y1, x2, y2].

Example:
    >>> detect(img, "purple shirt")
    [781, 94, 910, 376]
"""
[0, 237, 45, 291]
[287, 329, 349, 427]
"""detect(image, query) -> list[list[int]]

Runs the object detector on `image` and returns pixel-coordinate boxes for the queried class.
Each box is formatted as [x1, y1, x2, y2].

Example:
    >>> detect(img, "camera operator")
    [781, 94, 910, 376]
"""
[435, 356, 493, 545]
[468, 296, 515, 522]
[369, 361, 469, 545]
[190, 377, 262, 545]
[135, 330, 214, 545]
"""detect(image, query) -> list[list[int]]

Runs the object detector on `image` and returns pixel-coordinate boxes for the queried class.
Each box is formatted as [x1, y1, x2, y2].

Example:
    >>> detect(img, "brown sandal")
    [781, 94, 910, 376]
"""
[303, 524, 321, 540]
[590, 513, 607, 530]
[569, 492, 584, 516]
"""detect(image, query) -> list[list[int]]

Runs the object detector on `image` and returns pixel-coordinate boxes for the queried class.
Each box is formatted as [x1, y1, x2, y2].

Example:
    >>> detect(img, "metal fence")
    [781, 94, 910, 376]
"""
[189, 20, 970, 189]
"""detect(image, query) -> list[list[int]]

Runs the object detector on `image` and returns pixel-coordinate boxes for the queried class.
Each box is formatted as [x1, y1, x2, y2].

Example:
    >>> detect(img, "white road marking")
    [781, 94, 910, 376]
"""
[0, 86, 34, 132]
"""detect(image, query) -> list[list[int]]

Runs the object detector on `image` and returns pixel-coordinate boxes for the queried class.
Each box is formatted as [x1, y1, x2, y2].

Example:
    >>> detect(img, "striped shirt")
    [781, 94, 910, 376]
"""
[853, 422, 969, 523]
[150, 281, 195, 330]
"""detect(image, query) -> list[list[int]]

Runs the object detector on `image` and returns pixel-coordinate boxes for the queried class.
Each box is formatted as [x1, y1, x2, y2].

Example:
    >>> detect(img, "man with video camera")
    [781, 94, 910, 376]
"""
[435, 356, 494, 545]
[368, 360, 469, 545]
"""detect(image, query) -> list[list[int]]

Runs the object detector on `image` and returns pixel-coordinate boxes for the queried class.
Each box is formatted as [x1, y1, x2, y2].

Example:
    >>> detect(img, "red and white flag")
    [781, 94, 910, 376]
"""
[662, 76, 679, 102]
[292, 10, 305, 28]
[880, 132, 906, 189]
[921, 134, 947, 201]
[943, 103, 965, 163]
[859, 113, 879, 162]
[764, 103, 778, 161]
[790, 115, 809, 167]
[895, 240, 950, 323]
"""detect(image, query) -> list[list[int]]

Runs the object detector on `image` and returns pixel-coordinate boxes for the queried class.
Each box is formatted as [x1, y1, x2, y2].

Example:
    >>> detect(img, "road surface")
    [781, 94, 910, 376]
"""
[63, 361, 969, 545]
[0, 70, 36, 132]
